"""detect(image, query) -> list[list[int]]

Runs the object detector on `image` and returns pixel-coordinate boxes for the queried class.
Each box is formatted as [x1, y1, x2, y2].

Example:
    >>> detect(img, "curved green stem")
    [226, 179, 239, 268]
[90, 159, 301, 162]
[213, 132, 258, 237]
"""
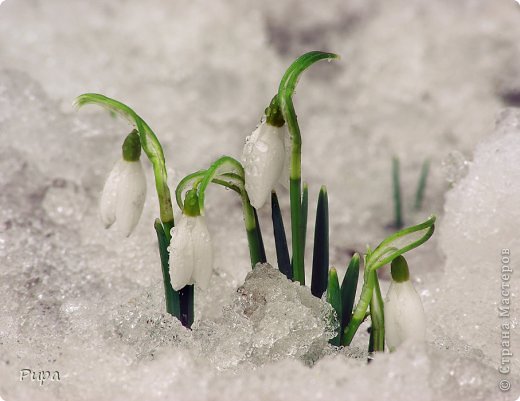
[185, 156, 266, 267]
[197, 156, 244, 215]
[76, 93, 174, 227]
[277, 51, 339, 285]
[343, 215, 436, 345]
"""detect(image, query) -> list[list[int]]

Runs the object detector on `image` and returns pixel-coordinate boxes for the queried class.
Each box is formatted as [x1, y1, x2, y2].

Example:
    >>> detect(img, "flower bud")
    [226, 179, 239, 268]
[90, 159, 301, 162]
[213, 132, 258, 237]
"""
[242, 121, 287, 209]
[384, 256, 426, 350]
[99, 158, 146, 237]
[168, 190, 213, 291]
[168, 214, 213, 291]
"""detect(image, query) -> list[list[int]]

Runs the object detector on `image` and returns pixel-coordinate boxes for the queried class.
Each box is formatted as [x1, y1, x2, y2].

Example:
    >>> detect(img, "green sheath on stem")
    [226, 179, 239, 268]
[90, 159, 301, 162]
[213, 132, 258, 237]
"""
[301, 183, 309, 255]
[326, 267, 342, 346]
[154, 219, 180, 318]
[369, 270, 385, 352]
[277, 51, 339, 285]
[271, 191, 292, 279]
[311, 186, 329, 298]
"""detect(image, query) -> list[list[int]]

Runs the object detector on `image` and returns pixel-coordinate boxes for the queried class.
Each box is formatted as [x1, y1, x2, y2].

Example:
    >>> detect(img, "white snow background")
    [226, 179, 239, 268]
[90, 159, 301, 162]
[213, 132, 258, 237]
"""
[0, 0, 520, 400]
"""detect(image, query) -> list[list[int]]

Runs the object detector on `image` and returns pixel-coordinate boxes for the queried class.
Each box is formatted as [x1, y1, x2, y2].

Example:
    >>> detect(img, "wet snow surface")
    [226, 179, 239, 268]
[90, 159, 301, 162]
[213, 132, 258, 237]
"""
[1, 0, 520, 400]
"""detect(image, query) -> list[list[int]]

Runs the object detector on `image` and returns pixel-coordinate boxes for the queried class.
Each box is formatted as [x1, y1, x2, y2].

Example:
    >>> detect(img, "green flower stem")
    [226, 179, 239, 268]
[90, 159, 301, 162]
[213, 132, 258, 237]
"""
[343, 270, 375, 345]
[290, 178, 304, 284]
[343, 216, 436, 345]
[369, 270, 385, 352]
[243, 191, 267, 266]
[188, 156, 266, 267]
[277, 51, 339, 285]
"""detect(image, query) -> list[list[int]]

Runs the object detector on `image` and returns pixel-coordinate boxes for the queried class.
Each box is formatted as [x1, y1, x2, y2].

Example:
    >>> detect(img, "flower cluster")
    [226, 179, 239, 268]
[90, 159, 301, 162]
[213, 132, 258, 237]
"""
[80, 51, 435, 353]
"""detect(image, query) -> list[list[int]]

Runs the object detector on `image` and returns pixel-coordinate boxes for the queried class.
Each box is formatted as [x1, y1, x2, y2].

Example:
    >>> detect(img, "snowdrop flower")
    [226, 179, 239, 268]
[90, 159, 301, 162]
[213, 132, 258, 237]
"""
[242, 120, 288, 209]
[169, 190, 213, 291]
[384, 256, 426, 350]
[100, 130, 146, 237]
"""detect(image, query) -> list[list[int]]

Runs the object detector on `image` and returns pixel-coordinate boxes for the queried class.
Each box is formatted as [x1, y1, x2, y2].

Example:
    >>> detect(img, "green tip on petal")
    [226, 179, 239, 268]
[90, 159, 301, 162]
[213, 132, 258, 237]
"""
[391, 255, 410, 283]
[122, 129, 142, 161]
[265, 95, 285, 127]
[183, 189, 201, 217]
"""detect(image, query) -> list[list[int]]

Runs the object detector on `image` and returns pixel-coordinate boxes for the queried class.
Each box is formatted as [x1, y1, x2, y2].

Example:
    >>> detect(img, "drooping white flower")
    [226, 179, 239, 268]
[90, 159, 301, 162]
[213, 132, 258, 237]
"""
[168, 214, 213, 291]
[384, 256, 426, 350]
[242, 121, 287, 209]
[99, 158, 147, 237]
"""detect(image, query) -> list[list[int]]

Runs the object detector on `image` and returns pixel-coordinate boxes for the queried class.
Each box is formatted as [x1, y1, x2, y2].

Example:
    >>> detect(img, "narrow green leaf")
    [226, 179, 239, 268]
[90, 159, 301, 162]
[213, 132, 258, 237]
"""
[392, 157, 403, 229]
[311, 186, 329, 298]
[153, 219, 180, 318]
[327, 267, 342, 346]
[340, 253, 360, 332]
[271, 191, 291, 279]
[414, 159, 430, 210]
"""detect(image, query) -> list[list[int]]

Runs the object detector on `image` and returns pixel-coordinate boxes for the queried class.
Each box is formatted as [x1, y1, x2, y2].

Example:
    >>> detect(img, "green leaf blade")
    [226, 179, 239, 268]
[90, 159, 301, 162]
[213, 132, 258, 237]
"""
[340, 253, 360, 333]
[311, 186, 329, 298]
[392, 157, 403, 229]
[414, 159, 430, 210]
[271, 191, 292, 279]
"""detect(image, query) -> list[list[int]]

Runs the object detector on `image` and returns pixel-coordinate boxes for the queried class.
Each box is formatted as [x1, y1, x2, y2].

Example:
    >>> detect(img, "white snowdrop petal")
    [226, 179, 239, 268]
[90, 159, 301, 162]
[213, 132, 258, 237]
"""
[115, 160, 147, 237]
[99, 159, 125, 228]
[242, 122, 285, 209]
[278, 124, 291, 189]
[169, 216, 195, 291]
[384, 280, 426, 350]
[191, 216, 213, 290]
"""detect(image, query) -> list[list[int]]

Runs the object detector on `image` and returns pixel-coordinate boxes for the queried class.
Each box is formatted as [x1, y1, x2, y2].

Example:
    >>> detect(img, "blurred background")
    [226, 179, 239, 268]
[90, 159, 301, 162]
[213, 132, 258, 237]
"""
[1, 0, 520, 311]
[1, 1, 520, 400]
